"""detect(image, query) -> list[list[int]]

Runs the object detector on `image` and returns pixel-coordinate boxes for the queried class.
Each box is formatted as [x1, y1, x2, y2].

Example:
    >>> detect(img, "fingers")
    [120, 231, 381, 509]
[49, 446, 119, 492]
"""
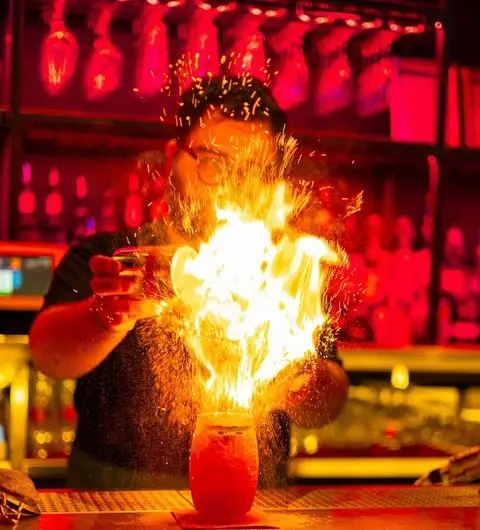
[90, 255, 123, 277]
[91, 277, 138, 296]
[90, 256, 140, 296]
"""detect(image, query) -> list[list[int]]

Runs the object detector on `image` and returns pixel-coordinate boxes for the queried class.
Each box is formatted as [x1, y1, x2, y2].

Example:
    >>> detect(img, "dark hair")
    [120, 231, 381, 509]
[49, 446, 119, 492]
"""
[176, 75, 287, 141]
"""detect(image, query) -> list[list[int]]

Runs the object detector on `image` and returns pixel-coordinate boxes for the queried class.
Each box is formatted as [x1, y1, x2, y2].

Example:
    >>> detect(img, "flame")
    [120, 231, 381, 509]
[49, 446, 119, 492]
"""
[170, 136, 345, 410]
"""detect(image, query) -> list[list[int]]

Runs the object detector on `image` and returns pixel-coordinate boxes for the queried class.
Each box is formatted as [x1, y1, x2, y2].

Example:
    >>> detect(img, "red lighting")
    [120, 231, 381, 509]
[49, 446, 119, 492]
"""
[389, 22, 401, 32]
[405, 24, 424, 34]
[217, 2, 236, 12]
[198, 1, 212, 10]
[435, 21, 443, 30]
[249, 7, 263, 16]
[362, 19, 382, 30]
[346, 19, 358, 27]
[166, 0, 182, 7]
[298, 13, 310, 23]
[265, 9, 278, 18]
[315, 16, 331, 25]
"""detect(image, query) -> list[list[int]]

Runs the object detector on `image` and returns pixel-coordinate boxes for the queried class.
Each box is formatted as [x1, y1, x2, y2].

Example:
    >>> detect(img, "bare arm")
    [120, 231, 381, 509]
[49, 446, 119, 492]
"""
[29, 238, 150, 380]
[29, 298, 128, 380]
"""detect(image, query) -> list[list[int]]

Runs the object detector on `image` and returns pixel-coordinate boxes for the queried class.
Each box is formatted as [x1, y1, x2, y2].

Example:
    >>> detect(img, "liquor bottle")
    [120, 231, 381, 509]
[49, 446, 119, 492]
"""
[17, 162, 40, 241]
[124, 173, 144, 230]
[71, 175, 91, 243]
[442, 227, 467, 299]
[363, 214, 391, 344]
[391, 216, 416, 302]
[98, 187, 117, 233]
[44, 167, 67, 243]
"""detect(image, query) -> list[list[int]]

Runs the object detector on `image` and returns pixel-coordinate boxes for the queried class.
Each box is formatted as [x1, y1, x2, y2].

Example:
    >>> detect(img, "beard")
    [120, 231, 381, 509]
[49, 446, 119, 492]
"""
[163, 174, 217, 247]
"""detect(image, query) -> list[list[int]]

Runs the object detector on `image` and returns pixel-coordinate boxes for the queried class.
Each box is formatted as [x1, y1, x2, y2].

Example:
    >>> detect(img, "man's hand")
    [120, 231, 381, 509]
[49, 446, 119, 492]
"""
[262, 358, 348, 428]
[89, 255, 161, 334]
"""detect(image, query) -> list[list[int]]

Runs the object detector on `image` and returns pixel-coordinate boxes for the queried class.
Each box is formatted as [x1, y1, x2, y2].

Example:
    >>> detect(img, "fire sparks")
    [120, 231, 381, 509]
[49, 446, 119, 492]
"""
[168, 135, 346, 410]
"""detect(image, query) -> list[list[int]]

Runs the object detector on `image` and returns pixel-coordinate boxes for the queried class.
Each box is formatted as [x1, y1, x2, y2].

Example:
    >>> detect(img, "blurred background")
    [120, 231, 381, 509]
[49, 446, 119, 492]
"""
[0, 0, 479, 487]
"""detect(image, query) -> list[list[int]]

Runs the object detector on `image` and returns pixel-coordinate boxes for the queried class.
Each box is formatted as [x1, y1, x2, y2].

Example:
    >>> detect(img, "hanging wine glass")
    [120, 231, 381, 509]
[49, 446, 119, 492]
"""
[270, 22, 310, 110]
[223, 9, 266, 81]
[313, 28, 356, 116]
[177, 0, 222, 92]
[135, 2, 169, 98]
[40, 0, 79, 96]
[84, 3, 123, 101]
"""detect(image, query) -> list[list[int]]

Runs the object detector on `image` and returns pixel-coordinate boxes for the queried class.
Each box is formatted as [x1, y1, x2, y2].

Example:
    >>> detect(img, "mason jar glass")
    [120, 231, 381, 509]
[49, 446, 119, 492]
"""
[189, 412, 259, 522]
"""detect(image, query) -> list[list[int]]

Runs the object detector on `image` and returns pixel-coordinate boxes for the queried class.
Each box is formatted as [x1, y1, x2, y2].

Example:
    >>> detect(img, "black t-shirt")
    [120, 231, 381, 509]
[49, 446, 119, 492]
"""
[43, 227, 342, 487]
[42, 229, 295, 486]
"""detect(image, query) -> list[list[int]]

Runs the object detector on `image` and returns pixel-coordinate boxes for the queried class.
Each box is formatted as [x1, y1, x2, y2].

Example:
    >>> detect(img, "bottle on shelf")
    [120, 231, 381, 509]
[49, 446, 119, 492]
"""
[98, 187, 118, 233]
[16, 161, 41, 242]
[124, 173, 144, 230]
[71, 175, 93, 243]
[441, 226, 476, 343]
[382, 215, 415, 346]
[44, 167, 67, 243]
[412, 199, 434, 342]
[363, 213, 390, 344]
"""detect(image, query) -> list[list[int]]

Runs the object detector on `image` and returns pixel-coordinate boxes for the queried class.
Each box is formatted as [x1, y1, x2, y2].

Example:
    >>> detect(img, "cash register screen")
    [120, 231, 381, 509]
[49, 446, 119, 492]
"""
[0, 255, 52, 297]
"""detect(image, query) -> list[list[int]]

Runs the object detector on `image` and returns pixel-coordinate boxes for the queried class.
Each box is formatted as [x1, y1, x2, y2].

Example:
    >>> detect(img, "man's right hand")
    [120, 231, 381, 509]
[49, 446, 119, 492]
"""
[89, 255, 159, 333]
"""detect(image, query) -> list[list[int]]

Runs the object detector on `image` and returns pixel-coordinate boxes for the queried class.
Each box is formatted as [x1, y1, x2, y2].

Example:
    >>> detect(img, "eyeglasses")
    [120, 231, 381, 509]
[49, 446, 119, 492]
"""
[177, 142, 228, 185]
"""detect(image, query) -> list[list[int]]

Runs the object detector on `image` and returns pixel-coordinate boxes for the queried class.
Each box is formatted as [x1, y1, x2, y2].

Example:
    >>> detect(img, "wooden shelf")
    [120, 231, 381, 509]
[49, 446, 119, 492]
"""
[288, 456, 446, 479]
[339, 344, 480, 375]
[21, 458, 67, 479]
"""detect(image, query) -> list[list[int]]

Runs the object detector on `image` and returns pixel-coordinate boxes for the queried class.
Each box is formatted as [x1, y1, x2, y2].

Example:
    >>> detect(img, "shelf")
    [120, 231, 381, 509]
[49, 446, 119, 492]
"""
[288, 456, 447, 479]
[2, 335, 480, 377]
[21, 458, 67, 479]
[19, 456, 448, 481]
[20, 108, 175, 155]
[339, 345, 480, 375]
[0, 460, 11, 469]
[17, 107, 437, 165]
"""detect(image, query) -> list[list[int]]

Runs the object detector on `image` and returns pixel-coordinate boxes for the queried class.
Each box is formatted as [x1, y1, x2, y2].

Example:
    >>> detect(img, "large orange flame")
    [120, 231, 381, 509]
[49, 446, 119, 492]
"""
[170, 137, 345, 410]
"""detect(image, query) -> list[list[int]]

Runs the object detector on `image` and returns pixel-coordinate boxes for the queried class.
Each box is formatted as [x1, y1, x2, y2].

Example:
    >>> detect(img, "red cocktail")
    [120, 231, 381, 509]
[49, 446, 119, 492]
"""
[189, 412, 258, 522]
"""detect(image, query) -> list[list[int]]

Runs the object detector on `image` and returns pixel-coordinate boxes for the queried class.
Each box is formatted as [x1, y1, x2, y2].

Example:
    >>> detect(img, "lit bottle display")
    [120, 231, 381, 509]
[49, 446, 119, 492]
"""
[189, 413, 258, 522]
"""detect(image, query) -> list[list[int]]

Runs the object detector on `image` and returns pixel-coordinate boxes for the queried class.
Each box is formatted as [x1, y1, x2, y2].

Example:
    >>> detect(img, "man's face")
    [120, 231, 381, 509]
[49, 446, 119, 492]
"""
[171, 114, 276, 195]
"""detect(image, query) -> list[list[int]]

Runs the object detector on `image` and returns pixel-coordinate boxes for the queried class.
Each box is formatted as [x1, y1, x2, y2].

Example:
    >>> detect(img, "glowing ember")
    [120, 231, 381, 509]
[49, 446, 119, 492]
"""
[170, 135, 344, 411]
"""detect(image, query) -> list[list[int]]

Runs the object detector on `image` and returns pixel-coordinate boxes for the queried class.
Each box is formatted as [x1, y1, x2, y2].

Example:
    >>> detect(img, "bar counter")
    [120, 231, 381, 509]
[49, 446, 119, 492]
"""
[15, 486, 480, 529]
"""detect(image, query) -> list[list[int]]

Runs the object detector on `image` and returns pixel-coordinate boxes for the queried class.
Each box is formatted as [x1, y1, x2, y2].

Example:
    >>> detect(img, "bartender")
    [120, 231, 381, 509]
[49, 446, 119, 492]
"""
[29, 75, 349, 490]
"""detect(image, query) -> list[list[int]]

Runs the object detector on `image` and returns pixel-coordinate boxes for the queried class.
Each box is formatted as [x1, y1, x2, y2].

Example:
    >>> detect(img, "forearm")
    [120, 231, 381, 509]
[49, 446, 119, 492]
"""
[29, 298, 127, 380]
[284, 361, 349, 428]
